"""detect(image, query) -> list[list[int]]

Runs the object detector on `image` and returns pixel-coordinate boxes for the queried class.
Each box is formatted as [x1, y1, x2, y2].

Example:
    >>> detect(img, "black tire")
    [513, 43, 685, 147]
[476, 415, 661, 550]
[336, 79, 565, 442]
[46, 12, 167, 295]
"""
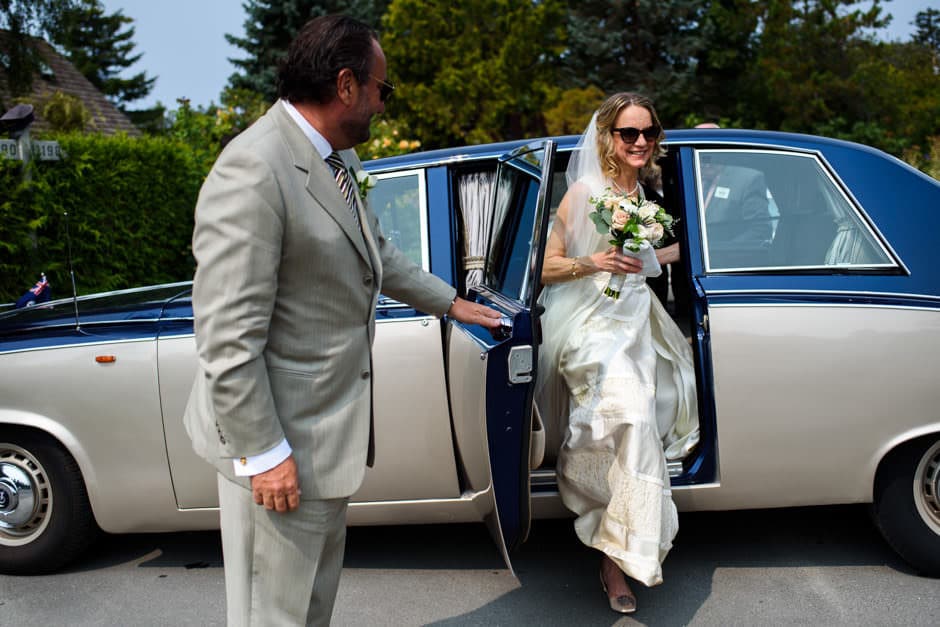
[0, 429, 98, 574]
[872, 435, 940, 576]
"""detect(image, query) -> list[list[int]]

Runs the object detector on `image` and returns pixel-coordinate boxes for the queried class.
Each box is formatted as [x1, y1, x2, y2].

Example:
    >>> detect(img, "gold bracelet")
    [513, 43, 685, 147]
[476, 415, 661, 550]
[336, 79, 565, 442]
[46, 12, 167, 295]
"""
[570, 257, 579, 278]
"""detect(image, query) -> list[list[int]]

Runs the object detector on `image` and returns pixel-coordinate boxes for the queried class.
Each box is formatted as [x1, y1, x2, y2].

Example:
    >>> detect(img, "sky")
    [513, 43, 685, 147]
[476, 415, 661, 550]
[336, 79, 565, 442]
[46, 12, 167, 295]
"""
[100, 0, 934, 111]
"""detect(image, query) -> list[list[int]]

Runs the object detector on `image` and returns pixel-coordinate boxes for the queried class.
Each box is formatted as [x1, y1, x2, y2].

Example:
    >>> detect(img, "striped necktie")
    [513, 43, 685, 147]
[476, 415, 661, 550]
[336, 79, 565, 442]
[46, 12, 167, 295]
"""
[325, 152, 361, 230]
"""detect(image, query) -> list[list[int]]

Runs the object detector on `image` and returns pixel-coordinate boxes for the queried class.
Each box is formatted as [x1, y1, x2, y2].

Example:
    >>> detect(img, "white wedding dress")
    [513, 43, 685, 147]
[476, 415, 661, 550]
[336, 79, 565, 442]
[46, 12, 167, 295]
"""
[536, 182, 699, 587]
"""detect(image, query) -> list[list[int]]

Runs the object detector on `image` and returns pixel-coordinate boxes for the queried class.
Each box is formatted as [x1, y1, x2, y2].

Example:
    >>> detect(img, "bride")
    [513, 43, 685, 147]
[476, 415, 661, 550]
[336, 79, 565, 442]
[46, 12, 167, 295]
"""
[535, 92, 700, 614]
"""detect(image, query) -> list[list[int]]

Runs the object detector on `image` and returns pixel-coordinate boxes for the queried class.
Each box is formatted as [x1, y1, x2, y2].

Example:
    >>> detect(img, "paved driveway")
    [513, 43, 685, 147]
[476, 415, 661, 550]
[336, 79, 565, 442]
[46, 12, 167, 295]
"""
[1, 505, 937, 626]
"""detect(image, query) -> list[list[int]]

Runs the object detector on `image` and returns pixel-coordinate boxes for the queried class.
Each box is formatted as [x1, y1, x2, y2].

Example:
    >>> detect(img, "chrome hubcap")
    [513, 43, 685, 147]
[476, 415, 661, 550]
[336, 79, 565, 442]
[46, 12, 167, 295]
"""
[0, 445, 52, 546]
[913, 440, 940, 535]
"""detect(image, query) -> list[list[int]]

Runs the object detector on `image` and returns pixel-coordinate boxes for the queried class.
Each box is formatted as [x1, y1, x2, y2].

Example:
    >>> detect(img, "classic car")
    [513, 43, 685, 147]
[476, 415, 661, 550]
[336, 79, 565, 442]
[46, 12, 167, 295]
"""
[2, 129, 939, 577]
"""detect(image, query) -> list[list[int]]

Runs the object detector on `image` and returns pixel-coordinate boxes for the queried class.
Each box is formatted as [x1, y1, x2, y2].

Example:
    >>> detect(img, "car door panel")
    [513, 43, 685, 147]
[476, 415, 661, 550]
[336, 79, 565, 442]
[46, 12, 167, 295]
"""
[446, 140, 555, 568]
[700, 302, 940, 510]
[158, 331, 218, 509]
[356, 315, 461, 501]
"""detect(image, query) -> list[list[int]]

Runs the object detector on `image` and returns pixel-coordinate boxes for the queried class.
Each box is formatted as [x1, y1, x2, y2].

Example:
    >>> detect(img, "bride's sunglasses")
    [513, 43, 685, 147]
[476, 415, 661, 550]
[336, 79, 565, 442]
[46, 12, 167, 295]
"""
[611, 125, 661, 144]
[370, 75, 395, 102]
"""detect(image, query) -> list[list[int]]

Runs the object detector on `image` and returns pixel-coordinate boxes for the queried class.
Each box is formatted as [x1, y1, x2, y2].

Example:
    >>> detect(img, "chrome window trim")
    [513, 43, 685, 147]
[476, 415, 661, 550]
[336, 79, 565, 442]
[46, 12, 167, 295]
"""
[0, 336, 156, 356]
[0, 281, 193, 317]
[706, 302, 940, 313]
[365, 146, 576, 177]
[71, 280, 192, 300]
[376, 314, 436, 324]
[367, 154, 502, 176]
[377, 297, 410, 309]
[676, 139, 818, 153]
[0, 317, 190, 333]
[704, 262, 898, 273]
[367, 156, 481, 175]
[704, 288, 940, 303]
[373, 169, 430, 271]
[693, 148, 902, 274]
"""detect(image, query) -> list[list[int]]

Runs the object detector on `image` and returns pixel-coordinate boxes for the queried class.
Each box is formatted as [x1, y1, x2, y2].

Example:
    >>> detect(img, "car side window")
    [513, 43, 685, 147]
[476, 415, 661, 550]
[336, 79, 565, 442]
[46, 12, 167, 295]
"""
[696, 150, 895, 272]
[371, 170, 429, 270]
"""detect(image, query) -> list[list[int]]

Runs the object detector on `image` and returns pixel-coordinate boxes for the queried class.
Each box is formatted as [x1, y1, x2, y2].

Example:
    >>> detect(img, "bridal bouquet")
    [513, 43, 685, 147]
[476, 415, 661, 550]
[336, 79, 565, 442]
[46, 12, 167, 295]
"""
[588, 188, 675, 299]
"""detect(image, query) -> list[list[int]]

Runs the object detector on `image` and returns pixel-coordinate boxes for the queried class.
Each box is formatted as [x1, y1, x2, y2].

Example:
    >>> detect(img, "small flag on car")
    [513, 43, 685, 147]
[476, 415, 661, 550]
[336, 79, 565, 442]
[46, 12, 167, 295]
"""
[15, 273, 51, 308]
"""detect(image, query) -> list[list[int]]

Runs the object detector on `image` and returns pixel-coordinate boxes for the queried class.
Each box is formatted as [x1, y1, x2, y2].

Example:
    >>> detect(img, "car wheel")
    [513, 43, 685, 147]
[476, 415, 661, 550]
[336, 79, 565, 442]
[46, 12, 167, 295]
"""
[0, 431, 97, 574]
[872, 435, 940, 576]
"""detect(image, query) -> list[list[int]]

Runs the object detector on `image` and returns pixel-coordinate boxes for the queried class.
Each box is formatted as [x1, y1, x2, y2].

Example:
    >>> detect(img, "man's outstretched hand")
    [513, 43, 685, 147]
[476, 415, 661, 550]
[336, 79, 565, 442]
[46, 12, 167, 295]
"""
[447, 297, 502, 329]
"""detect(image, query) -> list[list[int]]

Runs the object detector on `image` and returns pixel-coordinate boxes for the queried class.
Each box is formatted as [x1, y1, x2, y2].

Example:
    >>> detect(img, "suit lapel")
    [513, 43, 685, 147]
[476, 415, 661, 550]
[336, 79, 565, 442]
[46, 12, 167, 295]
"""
[269, 102, 372, 267]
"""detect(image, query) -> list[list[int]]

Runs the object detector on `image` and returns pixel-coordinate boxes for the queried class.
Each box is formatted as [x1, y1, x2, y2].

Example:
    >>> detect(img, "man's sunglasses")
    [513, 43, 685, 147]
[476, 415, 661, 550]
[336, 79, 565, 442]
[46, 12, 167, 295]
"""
[370, 75, 395, 102]
[611, 125, 661, 144]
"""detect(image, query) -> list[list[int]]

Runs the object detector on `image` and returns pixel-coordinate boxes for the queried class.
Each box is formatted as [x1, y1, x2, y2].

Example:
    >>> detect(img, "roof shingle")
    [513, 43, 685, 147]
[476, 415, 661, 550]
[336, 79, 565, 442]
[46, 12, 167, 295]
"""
[0, 31, 140, 136]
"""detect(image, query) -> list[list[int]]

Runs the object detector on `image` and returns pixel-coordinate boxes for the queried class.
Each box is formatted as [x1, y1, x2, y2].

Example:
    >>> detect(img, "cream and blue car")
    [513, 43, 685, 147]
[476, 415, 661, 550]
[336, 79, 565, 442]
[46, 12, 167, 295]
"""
[2, 129, 939, 577]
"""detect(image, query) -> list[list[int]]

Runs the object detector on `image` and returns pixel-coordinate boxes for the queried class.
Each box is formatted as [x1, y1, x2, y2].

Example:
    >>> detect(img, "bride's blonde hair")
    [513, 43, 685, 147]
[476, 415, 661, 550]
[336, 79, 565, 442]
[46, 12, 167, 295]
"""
[594, 92, 666, 187]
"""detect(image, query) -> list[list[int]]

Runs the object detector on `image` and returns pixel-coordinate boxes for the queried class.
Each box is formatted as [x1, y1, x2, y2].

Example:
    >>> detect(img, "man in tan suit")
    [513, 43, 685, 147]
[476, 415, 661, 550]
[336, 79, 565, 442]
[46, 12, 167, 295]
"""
[184, 15, 499, 625]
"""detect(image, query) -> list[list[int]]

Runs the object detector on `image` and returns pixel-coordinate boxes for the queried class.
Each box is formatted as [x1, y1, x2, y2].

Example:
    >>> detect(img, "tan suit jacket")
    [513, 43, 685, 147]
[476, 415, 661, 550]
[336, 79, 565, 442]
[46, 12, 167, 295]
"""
[184, 101, 455, 499]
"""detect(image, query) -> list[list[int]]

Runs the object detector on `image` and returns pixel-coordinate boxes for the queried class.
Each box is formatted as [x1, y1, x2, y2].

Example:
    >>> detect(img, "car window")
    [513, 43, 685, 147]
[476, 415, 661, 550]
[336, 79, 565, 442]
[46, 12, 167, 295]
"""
[485, 146, 553, 302]
[548, 151, 571, 222]
[696, 150, 895, 272]
[371, 170, 429, 270]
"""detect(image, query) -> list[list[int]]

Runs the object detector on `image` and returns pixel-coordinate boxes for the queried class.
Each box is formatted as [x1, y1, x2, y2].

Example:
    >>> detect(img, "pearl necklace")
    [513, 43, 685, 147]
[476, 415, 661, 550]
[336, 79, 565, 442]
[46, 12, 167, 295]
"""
[612, 179, 640, 197]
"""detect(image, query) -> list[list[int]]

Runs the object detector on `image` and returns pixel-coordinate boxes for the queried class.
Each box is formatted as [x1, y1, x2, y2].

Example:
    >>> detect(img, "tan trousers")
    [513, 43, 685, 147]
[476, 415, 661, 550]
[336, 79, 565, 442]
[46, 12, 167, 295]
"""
[217, 475, 348, 626]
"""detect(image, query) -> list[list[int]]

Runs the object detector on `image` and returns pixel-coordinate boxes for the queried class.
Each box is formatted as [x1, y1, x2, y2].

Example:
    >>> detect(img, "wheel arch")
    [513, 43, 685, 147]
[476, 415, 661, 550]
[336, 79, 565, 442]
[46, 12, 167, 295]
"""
[869, 423, 940, 499]
[0, 411, 101, 524]
[869, 429, 940, 576]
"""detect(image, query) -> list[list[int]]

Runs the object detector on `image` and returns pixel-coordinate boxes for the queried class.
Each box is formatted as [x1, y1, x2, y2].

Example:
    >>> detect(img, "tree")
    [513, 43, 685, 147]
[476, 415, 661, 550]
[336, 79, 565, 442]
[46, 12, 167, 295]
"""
[49, 0, 155, 108]
[912, 8, 940, 53]
[686, 0, 763, 125]
[743, 0, 890, 132]
[559, 0, 708, 125]
[0, 0, 75, 96]
[227, 0, 389, 102]
[543, 85, 606, 136]
[912, 8, 939, 77]
[382, 0, 566, 148]
[1, 0, 153, 109]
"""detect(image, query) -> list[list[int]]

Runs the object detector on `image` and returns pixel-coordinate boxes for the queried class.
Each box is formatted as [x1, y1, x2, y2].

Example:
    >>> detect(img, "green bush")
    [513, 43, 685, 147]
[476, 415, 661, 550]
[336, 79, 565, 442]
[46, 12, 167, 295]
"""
[0, 132, 206, 303]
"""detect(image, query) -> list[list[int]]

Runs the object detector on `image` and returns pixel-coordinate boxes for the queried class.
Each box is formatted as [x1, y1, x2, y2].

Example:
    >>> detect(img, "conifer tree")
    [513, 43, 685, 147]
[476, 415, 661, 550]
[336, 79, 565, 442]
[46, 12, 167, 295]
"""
[559, 0, 707, 125]
[226, 0, 389, 102]
[1, 0, 153, 108]
[51, 0, 155, 107]
[1, 0, 74, 96]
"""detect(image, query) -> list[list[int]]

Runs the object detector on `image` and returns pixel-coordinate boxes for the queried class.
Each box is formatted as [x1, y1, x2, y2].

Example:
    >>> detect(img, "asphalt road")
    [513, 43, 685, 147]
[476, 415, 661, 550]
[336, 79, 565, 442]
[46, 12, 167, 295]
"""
[1, 505, 938, 626]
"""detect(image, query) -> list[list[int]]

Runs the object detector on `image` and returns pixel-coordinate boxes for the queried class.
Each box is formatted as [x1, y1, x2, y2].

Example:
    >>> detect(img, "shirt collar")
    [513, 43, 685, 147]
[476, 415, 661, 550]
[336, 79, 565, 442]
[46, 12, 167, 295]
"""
[281, 99, 332, 159]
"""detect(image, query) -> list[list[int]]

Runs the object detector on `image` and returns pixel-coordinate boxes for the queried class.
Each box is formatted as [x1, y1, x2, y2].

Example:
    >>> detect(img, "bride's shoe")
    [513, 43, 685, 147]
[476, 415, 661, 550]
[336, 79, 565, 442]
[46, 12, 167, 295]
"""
[600, 568, 637, 614]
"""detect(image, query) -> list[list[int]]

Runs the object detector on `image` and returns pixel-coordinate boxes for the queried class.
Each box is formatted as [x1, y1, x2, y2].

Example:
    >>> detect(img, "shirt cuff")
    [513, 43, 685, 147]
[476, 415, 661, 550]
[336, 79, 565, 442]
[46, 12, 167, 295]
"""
[232, 439, 292, 476]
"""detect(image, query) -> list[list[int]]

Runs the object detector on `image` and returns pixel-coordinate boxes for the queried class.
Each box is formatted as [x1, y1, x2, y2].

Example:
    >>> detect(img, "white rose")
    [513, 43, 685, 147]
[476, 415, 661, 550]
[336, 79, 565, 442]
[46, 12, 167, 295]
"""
[638, 202, 658, 221]
[649, 222, 665, 242]
[356, 170, 377, 189]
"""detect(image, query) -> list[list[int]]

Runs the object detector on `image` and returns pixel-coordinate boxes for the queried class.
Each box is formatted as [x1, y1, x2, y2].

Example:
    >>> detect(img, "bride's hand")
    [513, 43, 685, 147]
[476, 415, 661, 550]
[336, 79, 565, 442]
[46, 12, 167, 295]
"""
[590, 248, 643, 275]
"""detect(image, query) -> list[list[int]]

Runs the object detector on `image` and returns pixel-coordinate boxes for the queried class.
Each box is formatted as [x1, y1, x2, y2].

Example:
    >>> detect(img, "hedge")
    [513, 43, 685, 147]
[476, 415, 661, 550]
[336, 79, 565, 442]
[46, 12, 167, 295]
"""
[1, 132, 207, 304]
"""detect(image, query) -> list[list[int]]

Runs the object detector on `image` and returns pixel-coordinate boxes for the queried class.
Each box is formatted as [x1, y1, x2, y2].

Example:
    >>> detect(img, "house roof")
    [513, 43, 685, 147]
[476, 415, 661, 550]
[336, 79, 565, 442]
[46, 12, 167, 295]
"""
[0, 32, 140, 136]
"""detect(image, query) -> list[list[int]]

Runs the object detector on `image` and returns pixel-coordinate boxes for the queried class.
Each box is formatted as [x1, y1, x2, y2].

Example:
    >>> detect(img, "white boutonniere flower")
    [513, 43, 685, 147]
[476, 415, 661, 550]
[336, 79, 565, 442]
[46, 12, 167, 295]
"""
[355, 169, 377, 198]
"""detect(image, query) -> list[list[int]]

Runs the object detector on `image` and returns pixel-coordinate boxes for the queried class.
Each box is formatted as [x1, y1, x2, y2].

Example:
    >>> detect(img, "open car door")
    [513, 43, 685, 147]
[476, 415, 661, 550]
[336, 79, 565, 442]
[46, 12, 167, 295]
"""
[447, 140, 556, 571]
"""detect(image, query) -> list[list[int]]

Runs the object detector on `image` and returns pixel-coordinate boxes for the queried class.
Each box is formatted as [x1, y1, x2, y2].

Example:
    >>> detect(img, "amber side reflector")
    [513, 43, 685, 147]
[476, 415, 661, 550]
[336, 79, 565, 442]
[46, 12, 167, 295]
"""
[95, 355, 117, 363]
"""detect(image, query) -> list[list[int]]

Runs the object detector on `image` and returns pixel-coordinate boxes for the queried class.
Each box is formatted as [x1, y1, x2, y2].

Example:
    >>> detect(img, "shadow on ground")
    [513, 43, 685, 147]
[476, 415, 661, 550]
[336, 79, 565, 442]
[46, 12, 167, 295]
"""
[62, 504, 916, 625]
